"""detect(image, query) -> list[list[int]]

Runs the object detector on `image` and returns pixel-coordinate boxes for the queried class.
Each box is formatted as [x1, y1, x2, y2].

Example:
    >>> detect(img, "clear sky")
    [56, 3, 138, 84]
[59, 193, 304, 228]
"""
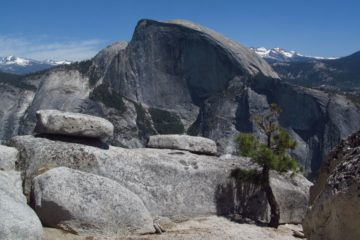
[1, 0, 359, 60]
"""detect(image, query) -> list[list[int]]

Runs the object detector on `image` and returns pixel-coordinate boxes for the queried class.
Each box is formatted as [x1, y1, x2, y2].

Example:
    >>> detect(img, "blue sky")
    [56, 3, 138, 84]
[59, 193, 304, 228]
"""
[1, 0, 359, 60]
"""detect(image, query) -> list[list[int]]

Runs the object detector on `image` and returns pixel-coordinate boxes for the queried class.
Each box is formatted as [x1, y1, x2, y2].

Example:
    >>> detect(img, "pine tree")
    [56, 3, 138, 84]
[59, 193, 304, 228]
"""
[235, 103, 299, 228]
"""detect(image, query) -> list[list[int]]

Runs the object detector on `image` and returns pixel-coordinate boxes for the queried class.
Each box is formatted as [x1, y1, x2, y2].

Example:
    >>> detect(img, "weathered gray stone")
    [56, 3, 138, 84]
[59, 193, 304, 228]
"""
[303, 131, 360, 240]
[270, 172, 312, 224]
[32, 167, 154, 236]
[0, 145, 18, 170]
[147, 134, 217, 155]
[9, 135, 245, 220]
[0, 170, 43, 240]
[35, 109, 114, 140]
[10, 135, 309, 225]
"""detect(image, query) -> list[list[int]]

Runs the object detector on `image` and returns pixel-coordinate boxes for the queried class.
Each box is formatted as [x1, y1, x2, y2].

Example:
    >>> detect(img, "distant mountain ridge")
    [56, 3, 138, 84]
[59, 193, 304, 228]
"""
[0, 56, 71, 75]
[249, 47, 360, 93]
[250, 47, 337, 63]
[270, 50, 360, 92]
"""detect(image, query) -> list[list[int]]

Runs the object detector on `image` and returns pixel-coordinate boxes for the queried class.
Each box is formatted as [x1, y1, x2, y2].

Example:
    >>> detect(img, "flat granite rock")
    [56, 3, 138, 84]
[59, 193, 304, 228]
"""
[147, 134, 217, 155]
[32, 167, 154, 236]
[10, 135, 309, 224]
[10, 135, 241, 220]
[35, 109, 114, 140]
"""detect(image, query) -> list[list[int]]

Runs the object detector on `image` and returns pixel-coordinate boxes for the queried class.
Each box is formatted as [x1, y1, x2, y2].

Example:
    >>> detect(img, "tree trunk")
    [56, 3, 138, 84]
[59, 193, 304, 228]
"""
[262, 165, 280, 228]
[267, 133, 272, 148]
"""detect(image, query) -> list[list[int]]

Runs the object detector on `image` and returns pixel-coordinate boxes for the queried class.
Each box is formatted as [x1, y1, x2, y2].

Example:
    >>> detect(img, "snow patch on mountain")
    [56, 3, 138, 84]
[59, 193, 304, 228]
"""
[2, 56, 31, 66]
[250, 47, 338, 62]
[0, 56, 71, 75]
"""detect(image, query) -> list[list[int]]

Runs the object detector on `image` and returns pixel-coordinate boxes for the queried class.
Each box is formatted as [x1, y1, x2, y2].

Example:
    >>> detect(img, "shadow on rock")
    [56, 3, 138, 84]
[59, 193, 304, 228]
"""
[35, 134, 110, 150]
[215, 168, 269, 224]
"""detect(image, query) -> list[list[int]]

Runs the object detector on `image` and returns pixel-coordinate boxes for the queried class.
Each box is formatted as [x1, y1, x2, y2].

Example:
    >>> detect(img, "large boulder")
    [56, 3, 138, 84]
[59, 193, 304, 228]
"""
[0, 170, 43, 240]
[0, 145, 18, 170]
[270, 172, 312, 224]
[9, 135, 244, 219]
[34, 110, 114, 140]
[303, 131, 360, 240]
[32, 167, 154, 236]
[9, 135, 309, 224]
[147, 134, 217, 155]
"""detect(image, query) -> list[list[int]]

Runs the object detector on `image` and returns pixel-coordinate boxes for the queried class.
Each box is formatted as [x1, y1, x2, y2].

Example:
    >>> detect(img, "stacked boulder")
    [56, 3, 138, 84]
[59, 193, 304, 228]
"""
[0, 109, 156, 237]
[29, 110, 155, 236]
[1, 110, 313, 238]
[34, 109, 114, 141]
[10, 134, 241, 222]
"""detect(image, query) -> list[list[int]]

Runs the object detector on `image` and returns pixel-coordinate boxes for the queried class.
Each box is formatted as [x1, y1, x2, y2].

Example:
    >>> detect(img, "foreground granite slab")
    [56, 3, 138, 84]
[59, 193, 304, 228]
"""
[9, 135, 310, 224]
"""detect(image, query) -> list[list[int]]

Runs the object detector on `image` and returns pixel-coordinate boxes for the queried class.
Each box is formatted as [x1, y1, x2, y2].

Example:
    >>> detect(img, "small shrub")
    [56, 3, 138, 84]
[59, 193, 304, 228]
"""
[234, 103, 300, 228]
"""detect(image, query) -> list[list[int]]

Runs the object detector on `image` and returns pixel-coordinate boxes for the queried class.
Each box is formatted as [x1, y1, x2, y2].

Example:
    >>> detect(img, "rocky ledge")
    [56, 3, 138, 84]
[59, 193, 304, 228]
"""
[303, 130, 360, 240]
[1, 111, 311, 239]
[147, 134, 218, 155]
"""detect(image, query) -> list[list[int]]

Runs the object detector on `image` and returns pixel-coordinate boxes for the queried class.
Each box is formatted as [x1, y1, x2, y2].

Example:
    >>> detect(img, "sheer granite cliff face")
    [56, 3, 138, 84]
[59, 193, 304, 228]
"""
[0, 19, 359, 175]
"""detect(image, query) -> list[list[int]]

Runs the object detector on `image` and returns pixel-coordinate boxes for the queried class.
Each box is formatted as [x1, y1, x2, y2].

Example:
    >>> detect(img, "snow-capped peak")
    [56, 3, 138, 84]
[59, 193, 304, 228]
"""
[43, 59, 72, 65]
[0, 56, 71, 66]
[1, 56, 31, 66]
[252, 47, 271, 58]
[0, 55, 72, 75]
[250, 47, 337, 62]
[250, 47, 301, 61]
[273, 48, 297, 58]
